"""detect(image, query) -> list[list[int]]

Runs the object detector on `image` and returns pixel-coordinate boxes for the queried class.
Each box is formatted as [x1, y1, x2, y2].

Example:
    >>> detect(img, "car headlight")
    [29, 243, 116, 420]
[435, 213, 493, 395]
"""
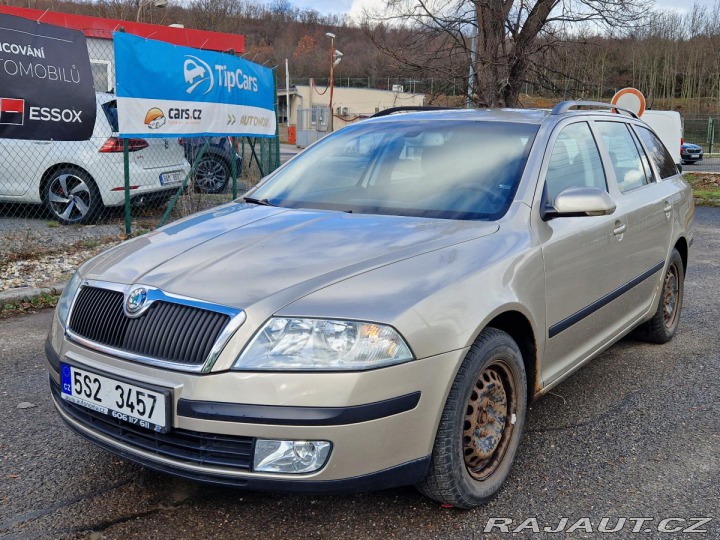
[233, 318, 414, 371]
[56, 271, 83, 328]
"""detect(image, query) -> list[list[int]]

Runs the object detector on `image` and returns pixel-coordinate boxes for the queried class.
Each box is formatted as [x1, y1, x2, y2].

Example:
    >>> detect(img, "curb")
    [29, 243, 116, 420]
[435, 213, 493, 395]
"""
[0, 281, 67, 305]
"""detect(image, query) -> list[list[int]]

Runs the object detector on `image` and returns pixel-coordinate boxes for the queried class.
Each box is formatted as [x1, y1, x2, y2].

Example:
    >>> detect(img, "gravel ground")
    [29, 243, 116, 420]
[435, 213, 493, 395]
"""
[0, 216, 123, 293]
[0, 207, 717, 539]
[0, 244, 119, 293]
[0, 216, 123, 257]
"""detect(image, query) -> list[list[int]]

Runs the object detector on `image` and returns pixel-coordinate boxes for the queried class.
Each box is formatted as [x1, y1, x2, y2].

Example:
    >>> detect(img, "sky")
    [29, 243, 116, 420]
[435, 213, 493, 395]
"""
[287, 0, 718, 20]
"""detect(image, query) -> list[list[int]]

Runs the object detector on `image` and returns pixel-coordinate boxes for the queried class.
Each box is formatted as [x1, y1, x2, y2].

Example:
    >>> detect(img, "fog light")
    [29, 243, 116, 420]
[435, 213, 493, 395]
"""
[253, 439, 332, 474]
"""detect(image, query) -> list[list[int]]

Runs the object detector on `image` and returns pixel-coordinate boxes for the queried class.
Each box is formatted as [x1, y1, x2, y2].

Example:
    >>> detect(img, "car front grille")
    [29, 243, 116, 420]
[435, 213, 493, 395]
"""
[68, 286, 230, 367]
[51, 378, 254, 470]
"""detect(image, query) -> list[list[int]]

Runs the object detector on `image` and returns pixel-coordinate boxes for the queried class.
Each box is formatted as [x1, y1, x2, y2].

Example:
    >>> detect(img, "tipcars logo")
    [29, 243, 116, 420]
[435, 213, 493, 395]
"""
[0, 97, 24, 125]
[144, 107, 166, 129]
[184, 55, 214, 95]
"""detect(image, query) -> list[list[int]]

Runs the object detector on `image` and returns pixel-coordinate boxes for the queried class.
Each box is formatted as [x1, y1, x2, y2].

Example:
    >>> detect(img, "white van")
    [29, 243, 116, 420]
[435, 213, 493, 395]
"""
[639, 110, 682, 164]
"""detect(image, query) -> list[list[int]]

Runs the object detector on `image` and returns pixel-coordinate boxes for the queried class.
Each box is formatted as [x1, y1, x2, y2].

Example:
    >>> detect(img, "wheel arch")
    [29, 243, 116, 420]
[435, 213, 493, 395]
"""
[196, 149, 232, 169]
[39, 163, 95, 200]
[483, 309, 540, 405]
[674, 236, 688, 273]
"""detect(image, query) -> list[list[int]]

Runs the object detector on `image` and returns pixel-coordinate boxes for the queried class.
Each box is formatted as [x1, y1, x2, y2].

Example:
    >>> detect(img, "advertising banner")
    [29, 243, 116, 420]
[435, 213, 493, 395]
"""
[0, 14, 96, 141]
[114, 33, 276, 138]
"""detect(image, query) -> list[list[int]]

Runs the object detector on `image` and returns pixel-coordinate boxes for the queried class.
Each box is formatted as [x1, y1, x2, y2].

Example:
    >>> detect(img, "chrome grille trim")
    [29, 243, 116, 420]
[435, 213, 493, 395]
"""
[66, 280, 246, 373]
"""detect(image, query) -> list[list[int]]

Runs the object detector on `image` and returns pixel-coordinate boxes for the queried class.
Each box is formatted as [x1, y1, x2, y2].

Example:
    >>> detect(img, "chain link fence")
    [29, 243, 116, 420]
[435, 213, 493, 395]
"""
[1, 37, 280, 274]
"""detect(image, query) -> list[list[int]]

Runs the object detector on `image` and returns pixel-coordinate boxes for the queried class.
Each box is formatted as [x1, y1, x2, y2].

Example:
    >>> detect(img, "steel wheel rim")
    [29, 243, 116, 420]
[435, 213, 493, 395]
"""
[663, 263, 680, 329]
[463, 360, 517, 481]
[48, 174, 91, 223]
[195, 158, 227, 191]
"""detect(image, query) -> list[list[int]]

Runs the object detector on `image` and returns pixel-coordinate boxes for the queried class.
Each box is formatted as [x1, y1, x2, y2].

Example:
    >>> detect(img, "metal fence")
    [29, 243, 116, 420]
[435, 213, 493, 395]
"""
[681, 115, 720, 172]
[0, 37, 281, 260]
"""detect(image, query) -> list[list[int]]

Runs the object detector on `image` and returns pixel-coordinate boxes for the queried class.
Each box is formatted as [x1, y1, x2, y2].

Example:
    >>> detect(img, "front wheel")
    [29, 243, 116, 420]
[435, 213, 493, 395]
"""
[417, 328, 527, 508]
[635, 249, 685, 343]
[43, 168, 102, 225]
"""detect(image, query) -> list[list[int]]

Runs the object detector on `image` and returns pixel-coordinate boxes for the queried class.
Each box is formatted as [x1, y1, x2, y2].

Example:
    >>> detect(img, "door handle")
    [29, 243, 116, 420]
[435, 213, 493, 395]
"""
[613, 223, 627, 236]
[664, 201, 673, 216]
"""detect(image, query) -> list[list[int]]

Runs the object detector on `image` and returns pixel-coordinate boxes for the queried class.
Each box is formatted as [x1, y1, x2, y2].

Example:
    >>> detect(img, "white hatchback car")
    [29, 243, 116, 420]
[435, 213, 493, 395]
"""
[0, 93, 191, 224]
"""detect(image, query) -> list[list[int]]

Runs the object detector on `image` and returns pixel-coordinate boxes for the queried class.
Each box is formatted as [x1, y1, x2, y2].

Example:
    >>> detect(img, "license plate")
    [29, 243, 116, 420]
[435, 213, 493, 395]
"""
[691, 154, 700, 158]
[60, 363, 169, 432]
[160, 171, 183, 185]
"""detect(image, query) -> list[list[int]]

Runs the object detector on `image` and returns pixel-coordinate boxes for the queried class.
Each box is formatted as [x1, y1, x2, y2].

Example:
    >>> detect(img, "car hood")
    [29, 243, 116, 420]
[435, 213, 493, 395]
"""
[83, 203, 499, 310]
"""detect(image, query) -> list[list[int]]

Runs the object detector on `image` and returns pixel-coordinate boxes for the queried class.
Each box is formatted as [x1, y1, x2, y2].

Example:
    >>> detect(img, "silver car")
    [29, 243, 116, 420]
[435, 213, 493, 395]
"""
[46, 102, 694, 508]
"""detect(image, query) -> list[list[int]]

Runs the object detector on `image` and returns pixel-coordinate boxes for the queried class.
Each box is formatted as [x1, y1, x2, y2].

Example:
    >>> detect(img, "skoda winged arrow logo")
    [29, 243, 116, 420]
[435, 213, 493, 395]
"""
[125, 287, 148, 316]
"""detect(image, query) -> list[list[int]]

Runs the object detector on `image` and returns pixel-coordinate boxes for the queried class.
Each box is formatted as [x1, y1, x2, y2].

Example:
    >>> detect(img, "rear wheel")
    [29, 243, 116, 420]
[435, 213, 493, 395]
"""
[193, 154, 230, 194]
[43, 168, 102, 225]
[635, 248, 684, 343]
[417, 328, 527, 508]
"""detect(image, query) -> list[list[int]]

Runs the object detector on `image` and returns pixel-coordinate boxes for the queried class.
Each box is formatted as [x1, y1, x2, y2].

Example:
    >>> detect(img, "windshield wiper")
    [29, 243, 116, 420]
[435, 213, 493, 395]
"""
[243, 196, 276, 207]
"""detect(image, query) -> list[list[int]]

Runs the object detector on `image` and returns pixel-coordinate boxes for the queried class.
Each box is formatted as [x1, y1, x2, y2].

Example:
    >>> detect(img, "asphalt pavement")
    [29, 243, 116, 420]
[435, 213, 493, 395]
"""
[683, 157, 720, 173]
[1, 208, 719, 540]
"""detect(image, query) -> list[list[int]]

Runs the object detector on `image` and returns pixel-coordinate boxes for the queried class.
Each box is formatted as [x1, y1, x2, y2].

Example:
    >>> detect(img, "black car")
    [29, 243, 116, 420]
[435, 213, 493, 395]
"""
[681, 142, 703, 164]
[180, 136, 243, 193]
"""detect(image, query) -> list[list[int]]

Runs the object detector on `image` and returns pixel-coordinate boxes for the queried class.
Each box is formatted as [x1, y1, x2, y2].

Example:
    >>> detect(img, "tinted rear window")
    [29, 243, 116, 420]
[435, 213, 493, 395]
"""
[635, 126, 678, 179]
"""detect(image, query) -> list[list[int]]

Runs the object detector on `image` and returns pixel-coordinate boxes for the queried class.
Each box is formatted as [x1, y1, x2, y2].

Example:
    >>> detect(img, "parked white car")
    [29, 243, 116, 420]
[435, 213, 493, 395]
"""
[0, 93, 191, 224]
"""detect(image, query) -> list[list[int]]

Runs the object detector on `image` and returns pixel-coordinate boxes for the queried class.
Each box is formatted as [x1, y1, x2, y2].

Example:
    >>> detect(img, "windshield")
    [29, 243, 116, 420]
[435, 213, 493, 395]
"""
[250, 119, 539, 220]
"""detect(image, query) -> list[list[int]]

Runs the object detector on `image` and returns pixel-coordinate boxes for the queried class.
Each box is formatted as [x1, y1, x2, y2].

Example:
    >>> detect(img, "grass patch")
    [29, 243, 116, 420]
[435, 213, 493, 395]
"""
[1, 291, 60, 319]
[683, 172, 720, 206]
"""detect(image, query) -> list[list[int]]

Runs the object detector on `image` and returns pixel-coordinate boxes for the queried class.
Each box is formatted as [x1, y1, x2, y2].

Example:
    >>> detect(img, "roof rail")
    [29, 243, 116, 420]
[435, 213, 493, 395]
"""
[551, 100, 639, 119]
[370, 106, 456, 118]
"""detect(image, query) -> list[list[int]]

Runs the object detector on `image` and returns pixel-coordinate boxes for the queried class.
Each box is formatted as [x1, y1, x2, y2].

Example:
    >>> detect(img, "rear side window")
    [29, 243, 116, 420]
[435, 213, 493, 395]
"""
[545, 122, 606, 202]
[102, 100, 119, 132]
[596, 121, 653, 193]
[635, 126, 678, 179]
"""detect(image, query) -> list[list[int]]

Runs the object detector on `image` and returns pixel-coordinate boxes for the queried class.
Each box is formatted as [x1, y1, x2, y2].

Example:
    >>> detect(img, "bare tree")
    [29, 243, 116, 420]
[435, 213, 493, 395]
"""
[365, 0, 651, 107]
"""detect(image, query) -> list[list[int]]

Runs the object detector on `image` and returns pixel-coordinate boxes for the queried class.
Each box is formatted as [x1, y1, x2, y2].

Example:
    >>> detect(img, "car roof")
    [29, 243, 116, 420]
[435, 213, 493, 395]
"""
[364, 108, 551, 125]
[363, 101, 641, 127]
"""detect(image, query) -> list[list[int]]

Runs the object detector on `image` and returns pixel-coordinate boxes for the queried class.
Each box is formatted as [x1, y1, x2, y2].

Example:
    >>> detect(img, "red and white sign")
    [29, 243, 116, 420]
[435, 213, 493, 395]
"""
[0, 97, 25, 125]
[611, 88, 646, 117]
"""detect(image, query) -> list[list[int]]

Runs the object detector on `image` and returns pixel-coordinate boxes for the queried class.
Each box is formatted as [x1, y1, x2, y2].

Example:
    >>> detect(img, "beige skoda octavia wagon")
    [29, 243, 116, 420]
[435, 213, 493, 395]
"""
[47, 102, 694, 508]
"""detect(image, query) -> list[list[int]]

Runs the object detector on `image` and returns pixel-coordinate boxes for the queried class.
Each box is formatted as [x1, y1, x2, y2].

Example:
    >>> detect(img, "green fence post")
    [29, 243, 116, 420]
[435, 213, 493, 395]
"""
[123, 139, 131, 236]
[708, 118, 715, 154]
[273, 66, 281, 172]
[248, 138, 264, 177]
[706, 116, 715, 154]
[231, 136, 238, 199]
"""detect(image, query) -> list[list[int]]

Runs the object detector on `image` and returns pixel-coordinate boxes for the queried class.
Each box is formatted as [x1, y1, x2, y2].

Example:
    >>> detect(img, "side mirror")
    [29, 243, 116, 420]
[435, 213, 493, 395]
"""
[544, 187, 616, 220]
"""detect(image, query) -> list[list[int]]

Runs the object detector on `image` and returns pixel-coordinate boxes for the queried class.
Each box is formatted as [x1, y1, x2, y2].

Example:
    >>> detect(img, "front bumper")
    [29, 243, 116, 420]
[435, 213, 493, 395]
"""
[46, 336, 461, 492]
[681, 150, 703, 161]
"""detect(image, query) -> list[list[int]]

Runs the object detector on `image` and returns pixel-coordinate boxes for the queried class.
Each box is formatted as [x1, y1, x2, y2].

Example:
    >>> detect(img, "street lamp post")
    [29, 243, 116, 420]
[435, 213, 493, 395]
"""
[137, 0, 168, 23]
[325, 32, 342, 132]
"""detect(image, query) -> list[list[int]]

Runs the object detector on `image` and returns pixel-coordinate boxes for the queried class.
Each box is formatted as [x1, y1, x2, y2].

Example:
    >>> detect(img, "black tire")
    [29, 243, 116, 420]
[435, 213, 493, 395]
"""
[43, 167, 102, 225]
[417, 328, 527, 508]
[635, 249, 685, 344]
[193, 154, 230, 194]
